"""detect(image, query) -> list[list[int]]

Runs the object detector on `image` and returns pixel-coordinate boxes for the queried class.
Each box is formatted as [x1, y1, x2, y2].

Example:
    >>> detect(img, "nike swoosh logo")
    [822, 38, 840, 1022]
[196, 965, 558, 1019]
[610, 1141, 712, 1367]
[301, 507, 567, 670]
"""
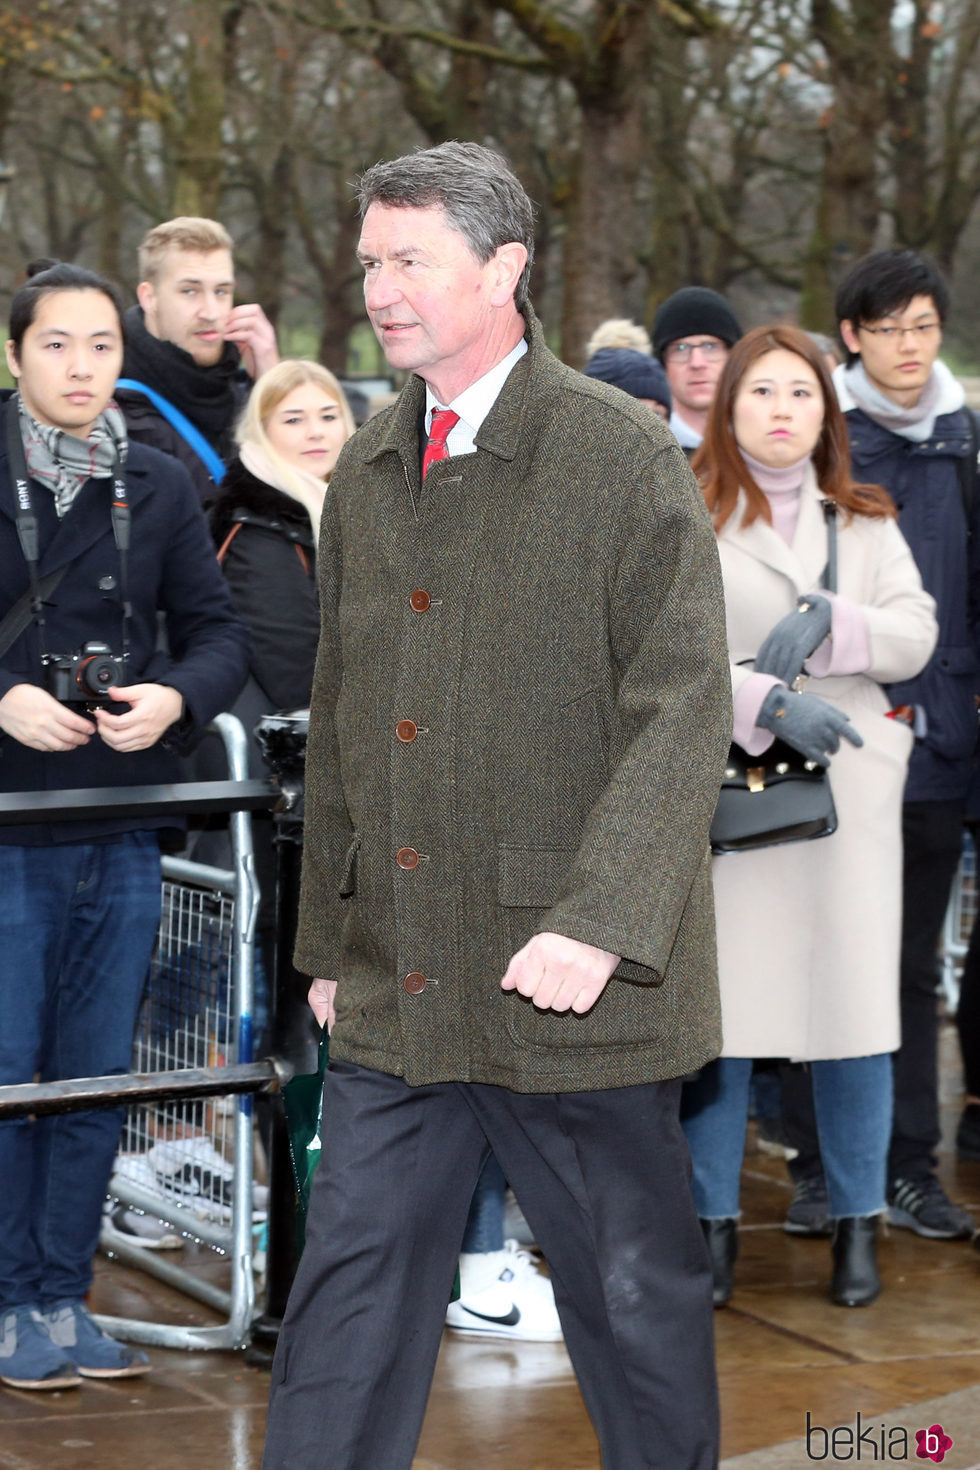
[461, 1305, 521, 1326]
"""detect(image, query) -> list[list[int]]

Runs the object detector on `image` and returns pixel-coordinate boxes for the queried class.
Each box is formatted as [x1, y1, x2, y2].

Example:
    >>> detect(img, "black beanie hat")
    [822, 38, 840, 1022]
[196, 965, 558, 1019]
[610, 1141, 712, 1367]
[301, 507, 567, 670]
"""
[652, 288, 742, 361]
[583, 347, 672, 410]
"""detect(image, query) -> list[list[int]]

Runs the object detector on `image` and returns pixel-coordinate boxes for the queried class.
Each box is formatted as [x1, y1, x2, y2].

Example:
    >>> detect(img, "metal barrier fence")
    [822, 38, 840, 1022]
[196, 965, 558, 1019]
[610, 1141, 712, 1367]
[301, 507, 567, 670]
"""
[97, 713, 264, 1351]
[941, 829, 976, 1010]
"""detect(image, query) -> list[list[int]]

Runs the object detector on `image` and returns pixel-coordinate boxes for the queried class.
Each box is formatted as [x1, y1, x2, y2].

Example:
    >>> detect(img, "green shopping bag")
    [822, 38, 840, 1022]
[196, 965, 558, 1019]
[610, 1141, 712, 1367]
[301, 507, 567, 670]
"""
[282, 1028, 328, 1252]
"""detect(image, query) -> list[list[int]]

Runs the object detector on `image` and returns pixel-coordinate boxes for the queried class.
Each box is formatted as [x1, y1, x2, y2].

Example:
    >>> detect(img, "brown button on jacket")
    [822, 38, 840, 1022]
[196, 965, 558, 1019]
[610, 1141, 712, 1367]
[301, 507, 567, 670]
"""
[294, 310, 732, 1093]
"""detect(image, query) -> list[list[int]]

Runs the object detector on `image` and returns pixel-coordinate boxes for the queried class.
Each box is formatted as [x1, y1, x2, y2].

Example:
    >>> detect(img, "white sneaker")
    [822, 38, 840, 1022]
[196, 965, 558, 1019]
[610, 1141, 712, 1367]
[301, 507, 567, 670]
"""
[147, 1138, 268, 1223]
[445, 1240, 563, 1341]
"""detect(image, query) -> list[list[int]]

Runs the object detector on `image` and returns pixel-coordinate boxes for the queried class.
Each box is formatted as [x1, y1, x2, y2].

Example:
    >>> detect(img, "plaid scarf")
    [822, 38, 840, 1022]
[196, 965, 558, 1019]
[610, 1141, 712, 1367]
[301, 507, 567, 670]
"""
[18, 397, 129, 518]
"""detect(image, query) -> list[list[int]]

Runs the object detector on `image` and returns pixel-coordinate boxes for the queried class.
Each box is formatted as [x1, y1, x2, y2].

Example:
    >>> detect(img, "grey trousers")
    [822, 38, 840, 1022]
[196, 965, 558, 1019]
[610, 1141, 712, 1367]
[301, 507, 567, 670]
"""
[261, 1059, 719, 1470]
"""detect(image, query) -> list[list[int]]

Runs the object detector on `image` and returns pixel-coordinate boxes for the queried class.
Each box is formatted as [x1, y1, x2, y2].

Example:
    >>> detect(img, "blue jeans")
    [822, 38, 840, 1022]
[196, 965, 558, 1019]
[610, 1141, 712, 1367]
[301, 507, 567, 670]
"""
[681, 1054, 893, 1219]
[0, 835, 161, 1310]
[460, 1153, 507, 1254]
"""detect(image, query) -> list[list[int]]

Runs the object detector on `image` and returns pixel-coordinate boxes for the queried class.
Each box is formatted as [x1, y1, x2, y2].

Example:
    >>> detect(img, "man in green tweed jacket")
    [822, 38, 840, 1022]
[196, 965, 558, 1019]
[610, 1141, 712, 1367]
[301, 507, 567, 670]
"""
[262, 142, 731, 1470]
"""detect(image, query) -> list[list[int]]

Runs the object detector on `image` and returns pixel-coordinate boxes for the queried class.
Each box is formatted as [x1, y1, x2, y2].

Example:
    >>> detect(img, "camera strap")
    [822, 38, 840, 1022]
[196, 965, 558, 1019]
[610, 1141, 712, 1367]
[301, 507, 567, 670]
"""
[0, 566, 69, 662]
[4, 395, 132, 667]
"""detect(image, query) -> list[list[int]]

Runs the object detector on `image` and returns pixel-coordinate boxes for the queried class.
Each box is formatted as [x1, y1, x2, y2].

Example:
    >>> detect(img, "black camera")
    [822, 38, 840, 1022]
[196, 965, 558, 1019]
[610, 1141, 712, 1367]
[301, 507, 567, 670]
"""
[44, 641, 128, 706]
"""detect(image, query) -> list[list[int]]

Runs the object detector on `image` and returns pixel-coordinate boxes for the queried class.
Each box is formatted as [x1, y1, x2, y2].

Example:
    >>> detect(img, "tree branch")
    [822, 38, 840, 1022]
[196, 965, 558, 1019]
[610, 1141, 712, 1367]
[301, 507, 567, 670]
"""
[263, 0, 551, 71]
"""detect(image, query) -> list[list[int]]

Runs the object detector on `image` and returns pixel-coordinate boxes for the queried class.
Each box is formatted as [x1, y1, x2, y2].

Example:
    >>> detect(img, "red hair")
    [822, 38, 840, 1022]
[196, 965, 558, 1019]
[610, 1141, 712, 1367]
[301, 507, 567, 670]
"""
[691, 324, 895, 532]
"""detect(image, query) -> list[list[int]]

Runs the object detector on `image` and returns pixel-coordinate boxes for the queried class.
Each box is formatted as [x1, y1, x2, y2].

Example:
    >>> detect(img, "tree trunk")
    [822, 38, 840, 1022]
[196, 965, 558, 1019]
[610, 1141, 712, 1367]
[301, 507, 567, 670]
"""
[292, 172, 363, 374]
[558, 0, 648, 367]
[171, 3, 235, 216]
[249, 144, 293, 331]
[318, 200, 363, 374]
[800, 84, 884, 328]
[889, 0, 932, 250]
[560, 93, 644, 365]
[96, 112, 138, 280]
[800, 1, 894, 329]
[645, 21, 695, 320]
[921, 0, 980, 272]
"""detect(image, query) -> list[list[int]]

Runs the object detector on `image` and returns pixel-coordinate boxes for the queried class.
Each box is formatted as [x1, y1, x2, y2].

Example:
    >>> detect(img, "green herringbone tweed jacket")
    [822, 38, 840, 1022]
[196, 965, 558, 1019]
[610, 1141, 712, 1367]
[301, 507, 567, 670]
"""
[293, 310, 731, 1092]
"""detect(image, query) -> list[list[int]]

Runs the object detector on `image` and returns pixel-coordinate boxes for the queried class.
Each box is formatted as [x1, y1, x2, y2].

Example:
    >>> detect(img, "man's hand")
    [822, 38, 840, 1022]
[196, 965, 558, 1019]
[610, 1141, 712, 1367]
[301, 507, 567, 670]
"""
[224, 304, 279, 379]
[501, 932, 620, 1014]
[0, 683, 94, 751]
[309, 978, 338, 1032]
[92, 684, 184, 752]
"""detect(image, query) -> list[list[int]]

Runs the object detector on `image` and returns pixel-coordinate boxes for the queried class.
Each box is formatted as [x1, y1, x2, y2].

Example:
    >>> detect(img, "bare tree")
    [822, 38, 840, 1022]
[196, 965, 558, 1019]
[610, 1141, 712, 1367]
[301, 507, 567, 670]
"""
[2, 0, 980, 361]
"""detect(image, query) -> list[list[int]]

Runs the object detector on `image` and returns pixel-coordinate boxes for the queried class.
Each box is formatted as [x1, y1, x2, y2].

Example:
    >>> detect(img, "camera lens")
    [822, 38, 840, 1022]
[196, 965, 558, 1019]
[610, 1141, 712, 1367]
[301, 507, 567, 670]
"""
[76, 653, 123, 697]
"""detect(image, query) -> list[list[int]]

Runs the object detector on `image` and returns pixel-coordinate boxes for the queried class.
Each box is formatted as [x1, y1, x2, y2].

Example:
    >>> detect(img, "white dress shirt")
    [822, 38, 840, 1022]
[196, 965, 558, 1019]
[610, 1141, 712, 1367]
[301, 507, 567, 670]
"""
[424, 338, 528, 459]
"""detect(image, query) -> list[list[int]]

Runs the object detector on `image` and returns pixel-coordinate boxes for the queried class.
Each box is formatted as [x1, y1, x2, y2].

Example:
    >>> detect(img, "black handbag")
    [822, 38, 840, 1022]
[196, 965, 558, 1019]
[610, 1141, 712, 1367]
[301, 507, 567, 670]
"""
[710, 501, 839, 855]
[710, 737, 836, 852]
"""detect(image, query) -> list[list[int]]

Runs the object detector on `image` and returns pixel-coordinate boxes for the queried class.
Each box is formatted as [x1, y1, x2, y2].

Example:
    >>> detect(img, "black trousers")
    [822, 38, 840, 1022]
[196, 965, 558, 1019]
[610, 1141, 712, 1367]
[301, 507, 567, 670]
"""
[957, 824, 980, 1098]
[784, 800, 965, 1186]
[261, 1060, 719, 1470]
[889, 800, 964, 1180]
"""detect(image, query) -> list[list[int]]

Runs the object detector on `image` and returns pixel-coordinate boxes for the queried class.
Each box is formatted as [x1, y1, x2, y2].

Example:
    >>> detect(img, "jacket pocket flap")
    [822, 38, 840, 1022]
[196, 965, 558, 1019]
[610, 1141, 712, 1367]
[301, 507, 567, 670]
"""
[498, 846, 576, 908]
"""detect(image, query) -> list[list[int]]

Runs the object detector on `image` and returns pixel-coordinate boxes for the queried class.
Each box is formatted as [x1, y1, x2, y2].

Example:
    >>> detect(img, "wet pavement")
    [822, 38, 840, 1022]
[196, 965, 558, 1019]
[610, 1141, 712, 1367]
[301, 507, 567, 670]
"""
[2, 1025, 978, 1470]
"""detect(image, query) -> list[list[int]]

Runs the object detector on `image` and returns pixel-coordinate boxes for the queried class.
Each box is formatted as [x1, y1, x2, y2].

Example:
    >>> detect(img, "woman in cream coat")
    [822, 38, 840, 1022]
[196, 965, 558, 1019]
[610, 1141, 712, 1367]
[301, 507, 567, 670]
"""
[681, 326, 937, 1309]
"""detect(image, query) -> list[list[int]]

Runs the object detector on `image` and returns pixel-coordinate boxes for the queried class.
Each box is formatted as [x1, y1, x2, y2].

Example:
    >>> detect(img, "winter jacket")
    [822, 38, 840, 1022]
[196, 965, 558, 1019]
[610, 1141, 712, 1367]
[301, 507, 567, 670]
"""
[210, 457, 319, 713]
[713, 467, 937, 1058]
[0, 396, 251, 844]
[293, 309, 732, 1093]
[838, 399, 980, 803]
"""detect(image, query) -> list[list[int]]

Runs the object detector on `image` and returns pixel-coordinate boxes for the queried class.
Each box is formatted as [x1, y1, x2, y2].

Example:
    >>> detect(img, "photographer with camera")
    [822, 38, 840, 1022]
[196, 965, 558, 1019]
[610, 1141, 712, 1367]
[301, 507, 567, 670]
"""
[0, 262, 249, 1392]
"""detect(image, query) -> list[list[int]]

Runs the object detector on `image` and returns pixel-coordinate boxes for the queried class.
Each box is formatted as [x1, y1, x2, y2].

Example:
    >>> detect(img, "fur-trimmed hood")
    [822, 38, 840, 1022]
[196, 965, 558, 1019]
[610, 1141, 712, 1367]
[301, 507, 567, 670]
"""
[210, 456, 315, 550]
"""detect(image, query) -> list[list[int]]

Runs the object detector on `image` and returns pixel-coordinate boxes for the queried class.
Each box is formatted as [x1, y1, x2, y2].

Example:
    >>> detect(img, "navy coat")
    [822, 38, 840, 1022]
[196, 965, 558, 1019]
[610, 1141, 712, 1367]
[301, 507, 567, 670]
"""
[0, 399, 250, 844]
[844, 405, 980, 803]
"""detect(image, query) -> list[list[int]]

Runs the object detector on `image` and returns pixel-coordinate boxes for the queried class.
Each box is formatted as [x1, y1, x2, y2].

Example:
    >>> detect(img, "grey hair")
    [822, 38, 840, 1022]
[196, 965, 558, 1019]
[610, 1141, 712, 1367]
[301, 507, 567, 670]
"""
[356, 141, 536, 310]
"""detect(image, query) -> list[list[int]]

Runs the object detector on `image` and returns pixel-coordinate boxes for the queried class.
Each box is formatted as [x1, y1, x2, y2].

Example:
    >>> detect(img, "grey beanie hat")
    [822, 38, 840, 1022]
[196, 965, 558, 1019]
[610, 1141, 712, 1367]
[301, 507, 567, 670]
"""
[652, 287, 742, 361]
[583, 348, 672, 410]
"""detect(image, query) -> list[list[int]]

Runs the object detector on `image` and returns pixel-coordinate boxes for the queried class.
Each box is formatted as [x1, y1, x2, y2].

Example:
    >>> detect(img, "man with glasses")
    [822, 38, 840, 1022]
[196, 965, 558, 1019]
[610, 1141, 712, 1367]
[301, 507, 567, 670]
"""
[784, 249, 978, 1244]
[652, 286, 743, 453]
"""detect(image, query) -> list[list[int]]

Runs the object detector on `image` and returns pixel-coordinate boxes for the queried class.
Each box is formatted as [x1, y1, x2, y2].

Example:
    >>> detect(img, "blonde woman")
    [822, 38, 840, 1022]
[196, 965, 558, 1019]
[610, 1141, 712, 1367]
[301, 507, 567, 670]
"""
[211, 360, 355, 714]
[202, 361, 355, 1032]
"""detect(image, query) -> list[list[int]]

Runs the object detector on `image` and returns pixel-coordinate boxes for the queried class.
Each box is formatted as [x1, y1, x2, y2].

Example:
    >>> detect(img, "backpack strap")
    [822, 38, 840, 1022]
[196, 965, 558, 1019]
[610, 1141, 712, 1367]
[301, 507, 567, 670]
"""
[116, 378, 227, 485]
[216, 511, 313, 576]
[215, 521, 242, 565]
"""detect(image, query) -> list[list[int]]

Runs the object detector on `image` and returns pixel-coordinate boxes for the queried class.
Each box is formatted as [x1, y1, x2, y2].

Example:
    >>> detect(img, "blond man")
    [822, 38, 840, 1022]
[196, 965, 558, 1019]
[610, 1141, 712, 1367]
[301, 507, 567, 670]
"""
[117, 217, 278, 504]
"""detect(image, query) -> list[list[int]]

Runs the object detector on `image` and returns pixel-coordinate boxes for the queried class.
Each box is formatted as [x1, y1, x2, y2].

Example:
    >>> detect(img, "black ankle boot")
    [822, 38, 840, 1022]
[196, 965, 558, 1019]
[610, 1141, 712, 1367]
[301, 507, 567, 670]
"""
[830, 1215, 881, 1307]
[700, 1217, 738, 1307]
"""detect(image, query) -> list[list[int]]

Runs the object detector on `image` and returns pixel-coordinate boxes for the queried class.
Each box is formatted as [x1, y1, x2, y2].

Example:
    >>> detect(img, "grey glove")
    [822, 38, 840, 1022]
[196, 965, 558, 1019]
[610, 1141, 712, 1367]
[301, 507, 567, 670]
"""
[757, 685, 863, 766]
[754, 594, 833, 685]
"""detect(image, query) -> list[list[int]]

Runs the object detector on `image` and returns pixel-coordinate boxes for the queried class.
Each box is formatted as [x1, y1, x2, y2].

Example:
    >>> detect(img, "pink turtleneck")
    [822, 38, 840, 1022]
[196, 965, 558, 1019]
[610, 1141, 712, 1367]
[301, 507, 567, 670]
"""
[740, 449, 809, 546]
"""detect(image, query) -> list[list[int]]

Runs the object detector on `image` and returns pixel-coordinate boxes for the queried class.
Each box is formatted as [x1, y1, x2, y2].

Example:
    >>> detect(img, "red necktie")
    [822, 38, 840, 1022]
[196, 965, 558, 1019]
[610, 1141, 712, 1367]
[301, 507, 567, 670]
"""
[422, 409, 460, 479]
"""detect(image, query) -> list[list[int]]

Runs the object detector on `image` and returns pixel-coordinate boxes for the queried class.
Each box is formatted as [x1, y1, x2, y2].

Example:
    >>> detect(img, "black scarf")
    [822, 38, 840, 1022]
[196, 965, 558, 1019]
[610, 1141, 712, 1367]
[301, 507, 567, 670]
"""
[121, 305, 243, 452]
